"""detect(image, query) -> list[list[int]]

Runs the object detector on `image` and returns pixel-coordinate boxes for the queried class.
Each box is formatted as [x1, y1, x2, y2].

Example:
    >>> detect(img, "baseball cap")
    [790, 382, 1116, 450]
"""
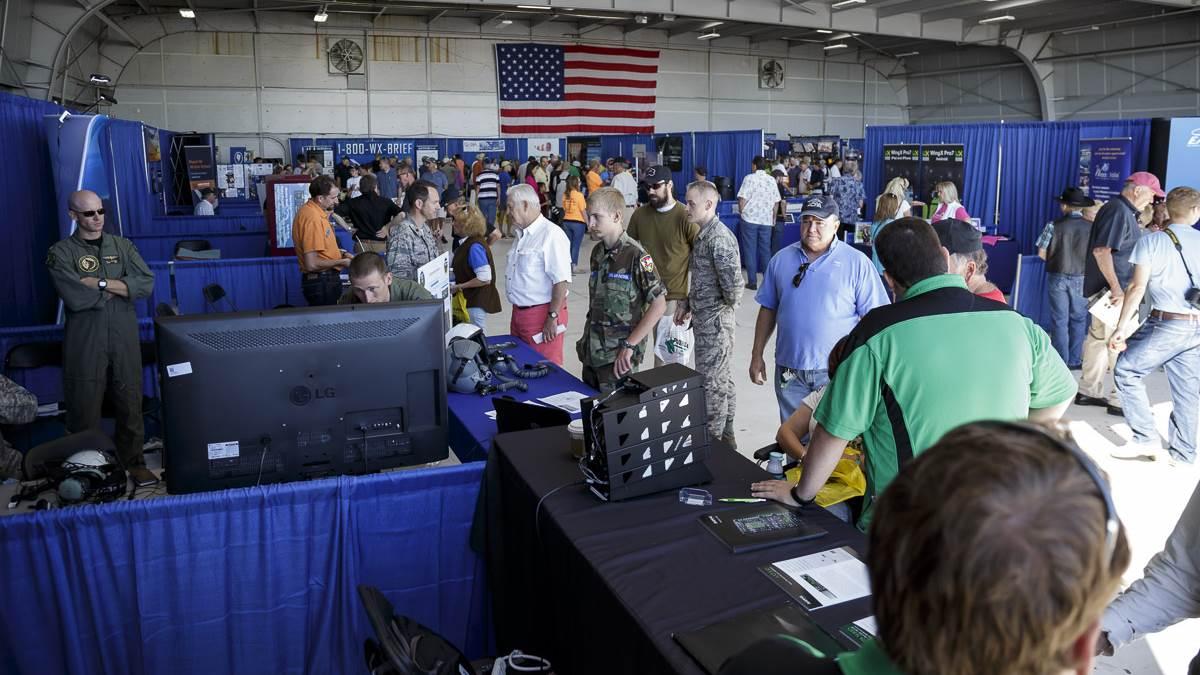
[1127, 171, 1165, 198]
[799, 195, 838, 219]
[772, 169, 786, 178]
[932, 218, 982, 254]
[442, 185, 463, 204]
[640, 165, 671, 185]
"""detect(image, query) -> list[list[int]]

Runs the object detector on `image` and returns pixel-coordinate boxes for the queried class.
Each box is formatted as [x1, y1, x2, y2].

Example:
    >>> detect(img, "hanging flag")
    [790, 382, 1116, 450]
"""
[496, 43, 659, 135]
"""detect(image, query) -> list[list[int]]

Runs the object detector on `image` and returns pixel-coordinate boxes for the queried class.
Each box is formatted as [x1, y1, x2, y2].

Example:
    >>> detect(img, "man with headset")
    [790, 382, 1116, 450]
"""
[722, 421, 1130, 675]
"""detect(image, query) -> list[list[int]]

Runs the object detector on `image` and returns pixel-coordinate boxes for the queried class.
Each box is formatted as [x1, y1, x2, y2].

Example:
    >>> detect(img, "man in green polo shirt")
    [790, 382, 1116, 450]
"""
[751, 217, 1077, 529]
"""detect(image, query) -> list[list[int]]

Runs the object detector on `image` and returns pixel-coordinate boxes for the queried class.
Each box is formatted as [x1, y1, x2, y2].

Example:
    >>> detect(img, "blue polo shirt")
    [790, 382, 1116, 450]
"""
[755, 239, 889, 371]
[1130, 223, 1200, 314]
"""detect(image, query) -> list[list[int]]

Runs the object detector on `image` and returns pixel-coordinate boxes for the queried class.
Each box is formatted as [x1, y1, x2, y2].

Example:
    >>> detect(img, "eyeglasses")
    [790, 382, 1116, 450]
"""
[72, 208, 105, 217]
[974, 421, 1120, 568]
[792, 262, 811, 287]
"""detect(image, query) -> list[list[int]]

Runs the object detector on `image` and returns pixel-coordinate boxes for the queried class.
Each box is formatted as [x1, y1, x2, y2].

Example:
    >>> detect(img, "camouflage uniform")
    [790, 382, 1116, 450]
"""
[386, 216, 441, 281]
[576, 233, 666, 393]
[687, 216, 743, 444]
[0, 374, 37, 479]
[47, 231, 155, 469]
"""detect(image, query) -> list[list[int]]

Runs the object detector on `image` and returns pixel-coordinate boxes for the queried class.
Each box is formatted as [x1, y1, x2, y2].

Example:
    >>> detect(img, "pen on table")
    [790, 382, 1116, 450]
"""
[719, 498, 766, 503]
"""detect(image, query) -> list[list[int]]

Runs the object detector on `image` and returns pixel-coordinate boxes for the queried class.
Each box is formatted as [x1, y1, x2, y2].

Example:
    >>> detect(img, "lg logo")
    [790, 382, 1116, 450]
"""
[290, 385, 336, 406]
[1188, 128, 1200, 148]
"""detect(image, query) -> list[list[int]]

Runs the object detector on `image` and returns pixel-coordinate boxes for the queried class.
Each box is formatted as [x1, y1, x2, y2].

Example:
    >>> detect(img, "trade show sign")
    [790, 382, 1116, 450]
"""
[1164, 118, 1200, 193]
[881, 144, 920, 197]
[921, 144, 965, 202]
[1077, 137, 1132, 202]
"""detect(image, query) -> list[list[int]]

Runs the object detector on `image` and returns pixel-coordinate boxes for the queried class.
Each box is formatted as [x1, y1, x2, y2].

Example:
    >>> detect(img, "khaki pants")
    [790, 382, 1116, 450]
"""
[1079, 309, 1119, 402]
[623, 205, 636, 228]
[353, 239, 386, 255]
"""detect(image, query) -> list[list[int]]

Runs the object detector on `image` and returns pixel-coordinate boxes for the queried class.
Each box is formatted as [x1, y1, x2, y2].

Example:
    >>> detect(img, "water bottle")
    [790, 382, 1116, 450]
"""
[766, 451, 786, 480]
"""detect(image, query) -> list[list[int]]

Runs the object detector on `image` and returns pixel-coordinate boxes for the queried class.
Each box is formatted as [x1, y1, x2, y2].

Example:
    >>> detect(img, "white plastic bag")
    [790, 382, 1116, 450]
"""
[654, 316, 694, 365]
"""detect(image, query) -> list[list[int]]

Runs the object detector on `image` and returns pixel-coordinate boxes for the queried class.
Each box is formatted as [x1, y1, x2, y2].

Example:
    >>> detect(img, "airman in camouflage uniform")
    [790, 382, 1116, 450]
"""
[577, 188, 668, 393]
[0, 374, 37, 479]
[386, 181, 442, 281]
[676, 181, 744, 447]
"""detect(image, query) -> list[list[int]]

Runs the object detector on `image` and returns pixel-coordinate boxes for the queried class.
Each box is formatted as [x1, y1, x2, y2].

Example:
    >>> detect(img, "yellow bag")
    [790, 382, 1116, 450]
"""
[451, 291, 470, 325]
[784, 447, 866, 508]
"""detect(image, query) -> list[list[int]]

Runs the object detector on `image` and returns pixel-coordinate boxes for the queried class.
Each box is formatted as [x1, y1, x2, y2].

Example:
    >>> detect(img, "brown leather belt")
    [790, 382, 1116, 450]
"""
[303, 270, 339, 280]
[513, 303, 549, 310]
[1151, 309, 1200, 321]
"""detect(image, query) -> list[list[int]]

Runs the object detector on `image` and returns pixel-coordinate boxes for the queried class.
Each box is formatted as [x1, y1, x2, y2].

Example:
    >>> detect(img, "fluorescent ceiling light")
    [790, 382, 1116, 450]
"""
[178, 8, 195, 18]
[831, 0, 865, 8]
[824, 43, 848, 50]
[313, 8, 328, 22]
[1061, 25, 1099, 35]
[895, 51, 919, 57]
[697, 30, 721, 40]
[979, 14, 1015, 23]
[501, 19, 513, 24]
[699, 21, 724, 29]
[816, 29, 833, 33]
[89, 74, 111, 85]
[516, 4, 552, 9]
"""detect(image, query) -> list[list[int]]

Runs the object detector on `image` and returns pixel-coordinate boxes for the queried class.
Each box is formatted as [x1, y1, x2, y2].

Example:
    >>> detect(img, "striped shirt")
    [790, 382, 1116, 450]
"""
[477, 170, 500, 200]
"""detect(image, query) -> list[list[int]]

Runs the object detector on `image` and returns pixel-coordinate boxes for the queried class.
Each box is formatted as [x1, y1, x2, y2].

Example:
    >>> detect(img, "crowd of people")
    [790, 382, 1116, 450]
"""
[27, 149, 1189, 671]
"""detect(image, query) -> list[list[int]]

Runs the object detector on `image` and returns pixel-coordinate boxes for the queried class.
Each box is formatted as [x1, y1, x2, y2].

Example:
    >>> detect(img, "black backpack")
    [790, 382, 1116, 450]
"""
[359, 585, 474, 675]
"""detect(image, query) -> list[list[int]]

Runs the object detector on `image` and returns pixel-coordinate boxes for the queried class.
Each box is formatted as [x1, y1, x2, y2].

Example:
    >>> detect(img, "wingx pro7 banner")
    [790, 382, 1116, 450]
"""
[881, 144, 920, 197]
[921, 144, 965, 202]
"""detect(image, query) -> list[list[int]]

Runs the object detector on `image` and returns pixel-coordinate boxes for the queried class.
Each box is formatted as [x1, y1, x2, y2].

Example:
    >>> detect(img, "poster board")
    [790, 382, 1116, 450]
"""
[184, 145, 216, 194]
[920, 144, 965, 203]
[881, 144, 921, 197]
[1078, 138, 1132, 202]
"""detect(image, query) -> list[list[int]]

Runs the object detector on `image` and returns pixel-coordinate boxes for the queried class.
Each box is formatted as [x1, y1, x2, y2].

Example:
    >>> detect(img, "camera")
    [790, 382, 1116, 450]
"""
[1185, 286, 1200, 311]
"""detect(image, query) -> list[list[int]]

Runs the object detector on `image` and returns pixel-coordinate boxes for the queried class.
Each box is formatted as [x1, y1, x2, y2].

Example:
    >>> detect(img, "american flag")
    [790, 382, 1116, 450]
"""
[496, 43, 660, 135]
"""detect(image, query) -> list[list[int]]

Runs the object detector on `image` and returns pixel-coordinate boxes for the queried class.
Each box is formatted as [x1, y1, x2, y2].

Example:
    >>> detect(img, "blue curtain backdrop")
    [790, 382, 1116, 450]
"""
[108, 119, 156, 237]
[694, 129, 764, 198]
[0, 92, 67, 327]
[999, 119, 1150, 255]
[0, 463, 492, 674]
[864, 123, 1002, 226]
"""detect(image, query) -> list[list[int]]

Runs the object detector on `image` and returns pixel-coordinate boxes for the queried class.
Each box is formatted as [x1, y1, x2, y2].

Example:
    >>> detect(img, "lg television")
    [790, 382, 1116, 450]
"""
[155, 301, 448, 494]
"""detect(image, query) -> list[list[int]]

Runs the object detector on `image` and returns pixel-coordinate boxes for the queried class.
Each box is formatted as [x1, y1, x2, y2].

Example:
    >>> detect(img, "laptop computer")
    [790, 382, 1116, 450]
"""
[493, 396, 571, 434]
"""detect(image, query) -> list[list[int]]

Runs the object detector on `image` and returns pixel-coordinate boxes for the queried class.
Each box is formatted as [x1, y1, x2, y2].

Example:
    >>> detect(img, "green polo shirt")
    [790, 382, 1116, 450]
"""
[812, 274, 1076, 530]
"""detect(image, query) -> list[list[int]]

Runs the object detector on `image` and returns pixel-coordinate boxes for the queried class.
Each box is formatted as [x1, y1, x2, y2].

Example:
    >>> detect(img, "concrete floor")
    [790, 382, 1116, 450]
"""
[483, 234, 1199, 674]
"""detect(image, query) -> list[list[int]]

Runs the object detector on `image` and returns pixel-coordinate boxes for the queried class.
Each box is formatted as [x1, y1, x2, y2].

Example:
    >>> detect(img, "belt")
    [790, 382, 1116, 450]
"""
[513, 303, 549, 310]
[303, 270, 340, 280]
[1151, 309, 1200, 321]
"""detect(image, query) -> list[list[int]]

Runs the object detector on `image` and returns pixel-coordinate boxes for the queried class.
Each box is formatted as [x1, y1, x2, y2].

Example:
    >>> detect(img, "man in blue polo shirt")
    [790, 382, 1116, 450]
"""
[1109, 186, 1200, 465]
[749, 195, 888, 422]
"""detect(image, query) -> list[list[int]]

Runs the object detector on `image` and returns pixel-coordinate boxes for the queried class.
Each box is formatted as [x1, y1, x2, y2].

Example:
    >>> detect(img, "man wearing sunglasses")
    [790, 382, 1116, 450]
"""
[629, 165, 698, 367]
[47, 189, 158, 486]
[750, 195, 889, 423]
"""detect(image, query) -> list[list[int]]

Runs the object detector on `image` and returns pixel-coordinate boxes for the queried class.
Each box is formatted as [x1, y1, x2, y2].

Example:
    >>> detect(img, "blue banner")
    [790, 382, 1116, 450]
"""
[290, 138, 419, 169]
[1078, 137, 1133, 202]
[44, 113, 113, 239]
[1165, 118, 1200, 193]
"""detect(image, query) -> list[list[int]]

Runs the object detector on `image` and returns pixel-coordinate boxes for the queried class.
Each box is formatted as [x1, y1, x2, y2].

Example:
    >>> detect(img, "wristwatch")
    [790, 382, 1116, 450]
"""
[97, 278, 108, 291]
[618, 339, 636, 352]
[548, 310, 559, 319]
[790, 485, 816, 508]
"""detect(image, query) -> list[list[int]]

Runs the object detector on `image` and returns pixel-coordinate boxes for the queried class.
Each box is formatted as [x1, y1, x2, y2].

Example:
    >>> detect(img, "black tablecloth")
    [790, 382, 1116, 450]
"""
[473, 427, 870, 674]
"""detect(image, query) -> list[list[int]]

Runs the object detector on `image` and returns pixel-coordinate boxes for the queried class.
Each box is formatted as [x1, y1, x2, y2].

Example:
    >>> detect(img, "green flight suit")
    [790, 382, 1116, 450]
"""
[46, 231, 155, 468]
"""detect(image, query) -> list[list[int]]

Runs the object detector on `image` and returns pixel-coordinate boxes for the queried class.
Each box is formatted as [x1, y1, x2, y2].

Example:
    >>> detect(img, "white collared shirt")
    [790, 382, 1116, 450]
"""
[611, 171, 638, 207]
[506, 215, 572, 306]
[194, 200, 215, 216]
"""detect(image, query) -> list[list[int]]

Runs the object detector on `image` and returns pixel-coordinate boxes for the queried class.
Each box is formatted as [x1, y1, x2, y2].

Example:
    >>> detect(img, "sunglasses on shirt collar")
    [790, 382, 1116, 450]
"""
[792, 262, 811, 288]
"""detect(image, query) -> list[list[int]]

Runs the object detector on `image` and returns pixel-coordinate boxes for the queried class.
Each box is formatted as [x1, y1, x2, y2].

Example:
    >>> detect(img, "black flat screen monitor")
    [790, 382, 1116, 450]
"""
[155, 301, 448, 494]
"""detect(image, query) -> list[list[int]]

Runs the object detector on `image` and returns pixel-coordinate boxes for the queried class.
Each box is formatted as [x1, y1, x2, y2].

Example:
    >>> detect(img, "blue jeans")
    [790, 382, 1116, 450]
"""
[774, 366, 829, 423]
[1114, 317, 1200, 462]
[739, 219, 771, 285]
[562, 220, 586, 266]
[477, 198, 497, 234]
[1047, 273, 1087, 367]
[467, 306, 489, 332]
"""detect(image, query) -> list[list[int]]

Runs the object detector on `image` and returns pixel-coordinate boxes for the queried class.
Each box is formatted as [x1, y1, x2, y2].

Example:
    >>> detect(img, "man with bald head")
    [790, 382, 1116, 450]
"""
[46, 190, 158, 486]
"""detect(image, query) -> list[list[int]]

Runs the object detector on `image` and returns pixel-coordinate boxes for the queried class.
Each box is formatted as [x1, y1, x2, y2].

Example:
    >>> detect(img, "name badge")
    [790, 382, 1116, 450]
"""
[607, 273, 631, 281]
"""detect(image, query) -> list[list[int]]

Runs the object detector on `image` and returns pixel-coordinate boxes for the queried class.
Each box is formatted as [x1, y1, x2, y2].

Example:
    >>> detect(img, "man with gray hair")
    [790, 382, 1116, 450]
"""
[675, 181, 744, 446]
[505, 183, 573, 364]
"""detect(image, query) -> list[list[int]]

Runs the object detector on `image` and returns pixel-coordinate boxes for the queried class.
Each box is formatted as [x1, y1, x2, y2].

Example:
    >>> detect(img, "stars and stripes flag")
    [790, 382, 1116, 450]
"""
[495, 43, 660, 135]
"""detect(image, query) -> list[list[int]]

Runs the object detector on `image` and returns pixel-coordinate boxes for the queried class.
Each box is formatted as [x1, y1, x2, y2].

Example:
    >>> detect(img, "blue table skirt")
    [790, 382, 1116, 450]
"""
[0, 462, 492, 673]
[447, 336, 597, 463]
